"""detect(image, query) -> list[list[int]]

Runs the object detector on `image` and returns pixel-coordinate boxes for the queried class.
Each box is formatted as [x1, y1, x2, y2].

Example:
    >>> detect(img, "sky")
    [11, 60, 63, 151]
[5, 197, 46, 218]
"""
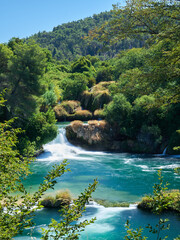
[0, 0, 124, 44]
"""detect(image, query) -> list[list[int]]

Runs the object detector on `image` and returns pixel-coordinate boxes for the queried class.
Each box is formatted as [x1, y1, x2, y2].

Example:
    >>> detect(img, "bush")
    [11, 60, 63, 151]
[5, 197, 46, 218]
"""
[26, 109, 58, 149]
[55, 189, 71, 202]
[54, 105, 69, 121]
[95, 199, 130, 207]
[104, 93, 132, 126]
[96, 66, 114, 83]
[93, 109, 105, 119]
[72, 110, 92, 121]
[92, 90, 112, 111]
[60, 73, 88, 100]
[60, 100, 81, 114]
[71, 56, 92, 73]
[41, 190, 72, 208]
[138, 189, 180, 213]
[92, 81, 115, 92]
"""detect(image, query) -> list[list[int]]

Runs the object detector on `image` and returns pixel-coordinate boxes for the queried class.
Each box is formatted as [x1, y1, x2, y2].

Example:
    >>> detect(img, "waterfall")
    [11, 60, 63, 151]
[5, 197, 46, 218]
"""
[162, 147, 167, 155]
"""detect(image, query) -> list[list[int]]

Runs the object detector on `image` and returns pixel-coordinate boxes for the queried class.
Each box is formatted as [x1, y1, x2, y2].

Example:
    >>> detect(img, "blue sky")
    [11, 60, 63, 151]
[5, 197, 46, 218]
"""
[0, 0, 124, 44]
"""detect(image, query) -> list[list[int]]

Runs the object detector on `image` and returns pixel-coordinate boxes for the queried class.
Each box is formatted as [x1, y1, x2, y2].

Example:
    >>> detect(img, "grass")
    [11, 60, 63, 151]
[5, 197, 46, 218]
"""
[94, 109, 105, 119]
[41, 190, 72, 208]
[95, 199, 130, 207]
[73, 110, 92, 121]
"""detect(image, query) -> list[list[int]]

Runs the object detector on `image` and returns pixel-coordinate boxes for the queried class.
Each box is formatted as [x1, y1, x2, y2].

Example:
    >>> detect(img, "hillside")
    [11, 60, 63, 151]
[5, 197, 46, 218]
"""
[28, 11, 145, 60]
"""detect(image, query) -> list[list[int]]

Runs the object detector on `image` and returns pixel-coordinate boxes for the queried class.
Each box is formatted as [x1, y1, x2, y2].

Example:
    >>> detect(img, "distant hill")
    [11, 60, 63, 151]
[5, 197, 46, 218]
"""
[28, 11, 145, 60]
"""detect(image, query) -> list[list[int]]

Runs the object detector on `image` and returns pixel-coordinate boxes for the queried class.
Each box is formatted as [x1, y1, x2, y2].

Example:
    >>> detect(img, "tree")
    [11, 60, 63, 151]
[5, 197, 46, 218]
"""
[60, 73, 88, 100]
[89, 0, 180, 106]
[0, 95, 97, 239]
[2, 40, 47, 119]
[90, 0, 180, 44]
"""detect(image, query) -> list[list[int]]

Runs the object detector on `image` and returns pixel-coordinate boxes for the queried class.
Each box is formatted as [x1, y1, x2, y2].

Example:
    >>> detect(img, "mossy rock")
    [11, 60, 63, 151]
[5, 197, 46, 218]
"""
[54, 105, 69, 121]
[72, 110, 93, 121]
[41, 190, 72, 208]
[60, 100, 81, 114]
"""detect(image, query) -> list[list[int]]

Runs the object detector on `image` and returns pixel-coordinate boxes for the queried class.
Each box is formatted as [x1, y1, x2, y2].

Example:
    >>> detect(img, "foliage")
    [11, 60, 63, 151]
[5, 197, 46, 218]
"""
[60, 73, 88, 100]
[167, 130, 180, 155]
[93, 109, 105, 119]
[124, 170, 179, 240]
[0, 100, 97, 239]
[96, 65, 114, 83]
[104, 93, 132, 127]
[26, 109, 58, 149]
[138, 190, 180, 213]
[71, 56, 92, 73]
[4, 40, 47, 118]
[0, 114, 67, 239]
[124, 220, 147, 240]
[60, 101, 81, 114]
[28, 11, 144, 61]
[41, 180, 98, 240]
[90, 0, 180, 44]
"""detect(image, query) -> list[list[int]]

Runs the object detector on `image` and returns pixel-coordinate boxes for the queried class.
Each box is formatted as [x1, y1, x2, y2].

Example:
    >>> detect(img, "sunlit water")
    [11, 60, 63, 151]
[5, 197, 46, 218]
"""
[15, 123, 180, 239]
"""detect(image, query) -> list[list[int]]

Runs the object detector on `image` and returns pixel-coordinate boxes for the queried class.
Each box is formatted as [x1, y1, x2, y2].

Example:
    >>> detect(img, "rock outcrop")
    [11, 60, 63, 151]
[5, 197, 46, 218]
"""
[66, 120, 112, 150]
[66, 120, 163, 153]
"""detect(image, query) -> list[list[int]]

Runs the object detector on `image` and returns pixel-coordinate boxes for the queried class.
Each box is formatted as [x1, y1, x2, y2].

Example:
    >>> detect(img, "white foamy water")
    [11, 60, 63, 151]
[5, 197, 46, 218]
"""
[38, 127, 110, 162]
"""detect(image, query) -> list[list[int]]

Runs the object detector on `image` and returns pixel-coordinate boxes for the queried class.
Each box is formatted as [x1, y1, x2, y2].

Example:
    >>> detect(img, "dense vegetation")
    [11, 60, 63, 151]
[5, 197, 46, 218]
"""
[0, 0, 180, 239]
[28, 11, 146, 60]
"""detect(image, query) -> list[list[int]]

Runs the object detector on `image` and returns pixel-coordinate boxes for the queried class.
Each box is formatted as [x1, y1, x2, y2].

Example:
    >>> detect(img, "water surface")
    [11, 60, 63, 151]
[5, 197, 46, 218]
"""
[16, 123, 180, 239]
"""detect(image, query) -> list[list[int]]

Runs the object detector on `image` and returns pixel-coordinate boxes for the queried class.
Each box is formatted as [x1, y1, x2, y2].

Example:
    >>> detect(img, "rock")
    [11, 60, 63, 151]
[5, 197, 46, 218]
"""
[66, 120, 112, 150]
[66, 120, 164, 153]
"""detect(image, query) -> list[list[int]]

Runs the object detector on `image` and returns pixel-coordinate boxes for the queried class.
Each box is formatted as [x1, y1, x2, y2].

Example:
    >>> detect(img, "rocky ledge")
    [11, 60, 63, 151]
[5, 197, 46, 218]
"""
[66, 120, 163, 153]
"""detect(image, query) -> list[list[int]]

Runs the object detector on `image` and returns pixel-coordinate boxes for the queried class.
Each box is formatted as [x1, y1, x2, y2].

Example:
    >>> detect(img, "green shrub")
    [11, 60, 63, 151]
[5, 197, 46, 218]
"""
[60, 73, 88, 100]
[104, 93, 132, 126]
[138, 124, 162, 147]
[138, 189, 180, 213]
[26, 109, 58, 149]
[96, 66, 114, 83]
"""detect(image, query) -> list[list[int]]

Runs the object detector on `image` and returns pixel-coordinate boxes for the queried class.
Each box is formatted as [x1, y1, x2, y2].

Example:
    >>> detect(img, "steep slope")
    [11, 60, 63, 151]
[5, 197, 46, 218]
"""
[28, 11, 145, 60]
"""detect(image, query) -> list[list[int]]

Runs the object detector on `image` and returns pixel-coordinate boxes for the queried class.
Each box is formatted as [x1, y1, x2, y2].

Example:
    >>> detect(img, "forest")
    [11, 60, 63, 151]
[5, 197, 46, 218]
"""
[0, 0, 179, 239]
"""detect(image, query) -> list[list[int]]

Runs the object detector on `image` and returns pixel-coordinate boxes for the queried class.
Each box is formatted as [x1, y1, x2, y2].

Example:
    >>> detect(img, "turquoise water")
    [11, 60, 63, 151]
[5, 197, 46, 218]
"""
[16, 123, 180, 239]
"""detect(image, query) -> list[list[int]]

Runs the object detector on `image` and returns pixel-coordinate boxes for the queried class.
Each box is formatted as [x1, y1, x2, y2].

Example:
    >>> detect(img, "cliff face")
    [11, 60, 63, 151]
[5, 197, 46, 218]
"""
[66, 120, 163, 153]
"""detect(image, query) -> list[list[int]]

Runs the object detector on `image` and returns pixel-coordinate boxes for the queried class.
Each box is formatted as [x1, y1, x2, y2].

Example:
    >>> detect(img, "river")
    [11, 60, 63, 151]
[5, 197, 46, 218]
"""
[15, 123, 180, 239]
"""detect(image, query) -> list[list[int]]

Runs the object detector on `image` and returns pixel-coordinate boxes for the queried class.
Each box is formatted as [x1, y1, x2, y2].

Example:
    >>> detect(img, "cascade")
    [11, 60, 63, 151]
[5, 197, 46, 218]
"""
[162, 146, 167, 155]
